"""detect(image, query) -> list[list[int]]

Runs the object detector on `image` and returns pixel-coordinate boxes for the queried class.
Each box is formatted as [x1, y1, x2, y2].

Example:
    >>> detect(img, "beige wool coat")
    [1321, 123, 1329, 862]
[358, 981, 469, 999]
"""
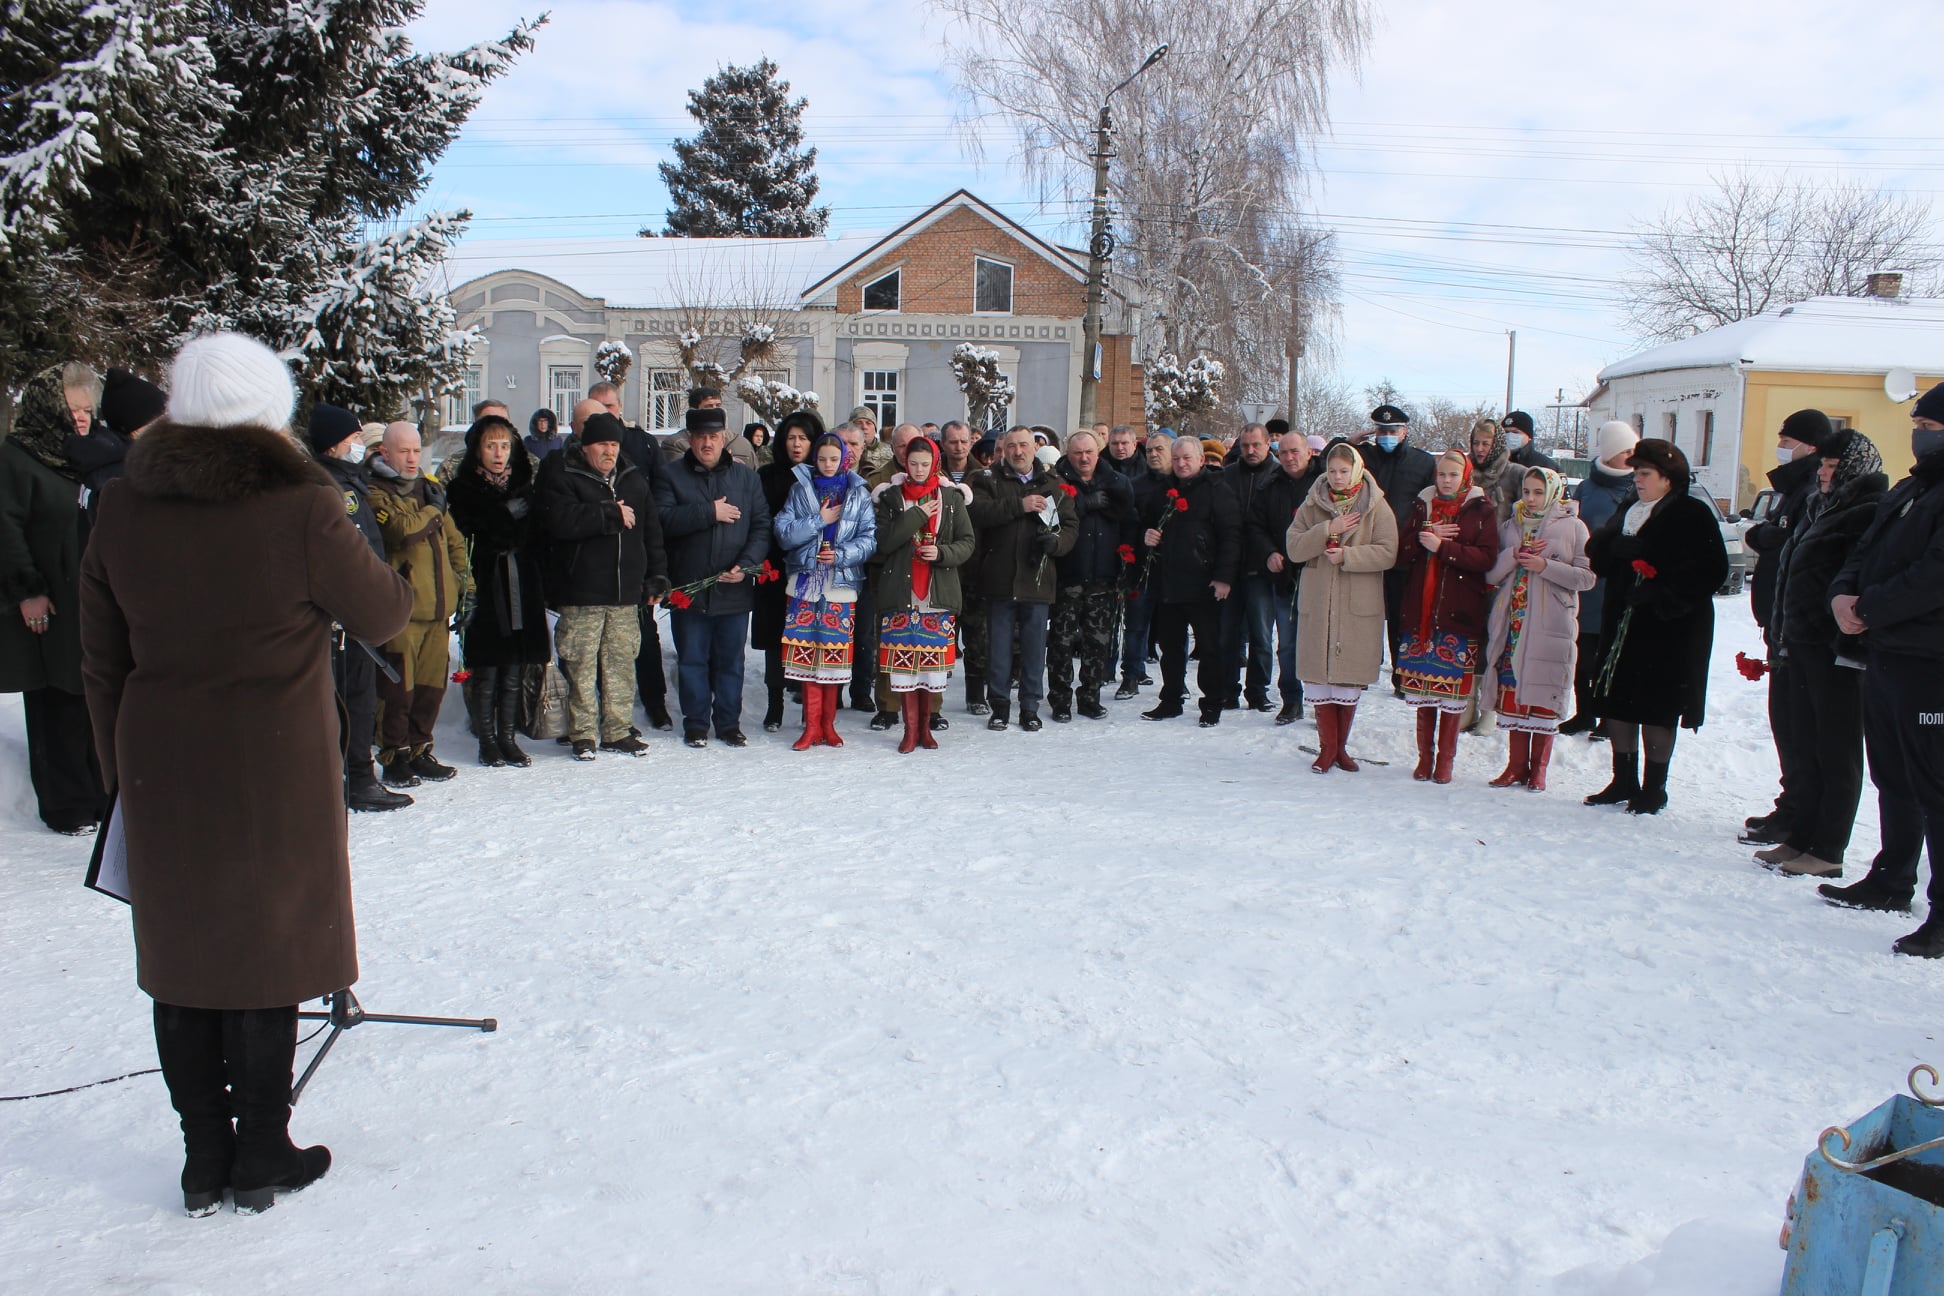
[1286, 475, 1399, 686]
[1482, 501, 1595, 716]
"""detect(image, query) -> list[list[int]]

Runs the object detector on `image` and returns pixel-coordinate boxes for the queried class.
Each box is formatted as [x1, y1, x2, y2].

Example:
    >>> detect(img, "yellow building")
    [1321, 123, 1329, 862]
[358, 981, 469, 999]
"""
[1588, 288, 1944, 510]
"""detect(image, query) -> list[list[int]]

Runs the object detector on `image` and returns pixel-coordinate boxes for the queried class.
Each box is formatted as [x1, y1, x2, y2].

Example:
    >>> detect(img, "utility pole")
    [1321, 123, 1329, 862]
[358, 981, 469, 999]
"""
[1503, 330, 1517, 417]
[1078, 45, 1167, 431]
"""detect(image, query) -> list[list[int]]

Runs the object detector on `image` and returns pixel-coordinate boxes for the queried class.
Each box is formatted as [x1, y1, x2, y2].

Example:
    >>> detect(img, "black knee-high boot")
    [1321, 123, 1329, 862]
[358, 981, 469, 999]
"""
[494, 670, 530, 766]
[153, 1001, 234, 1215]
[468, 667, 503, 766]
[764, 646, 785, 731]
[223, 1006, 330, 1213]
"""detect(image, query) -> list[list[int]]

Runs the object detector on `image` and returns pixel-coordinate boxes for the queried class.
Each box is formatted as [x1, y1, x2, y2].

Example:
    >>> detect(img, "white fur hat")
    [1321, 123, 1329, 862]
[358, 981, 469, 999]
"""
[1596, 419, 1639, 464]
[166, 333, 295, 430]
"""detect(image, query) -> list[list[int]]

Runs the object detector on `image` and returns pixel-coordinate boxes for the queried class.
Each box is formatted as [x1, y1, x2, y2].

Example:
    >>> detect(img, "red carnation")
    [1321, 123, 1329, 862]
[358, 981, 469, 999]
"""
[451, 669, 472, 684]
[1166, 487, 1180, 499]
[1127, 589, 1141, 602]
[1174, 496, 1190, 513]
[1059, 482, 1078, 497]
[1117, 543, 1136, 563]
[1631, 559, 1658, 579]
[667, 590, 693, 609]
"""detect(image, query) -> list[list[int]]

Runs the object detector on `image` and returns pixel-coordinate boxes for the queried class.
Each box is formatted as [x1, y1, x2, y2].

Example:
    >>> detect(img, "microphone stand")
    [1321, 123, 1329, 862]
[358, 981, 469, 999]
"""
[292, 988, 497, 1104]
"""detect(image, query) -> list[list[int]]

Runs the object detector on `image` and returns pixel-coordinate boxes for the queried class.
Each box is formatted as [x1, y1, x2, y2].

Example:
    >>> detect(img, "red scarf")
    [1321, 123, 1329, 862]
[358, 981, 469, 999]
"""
[901, 444, 943, 601]
[1416, 460, 1473, 639]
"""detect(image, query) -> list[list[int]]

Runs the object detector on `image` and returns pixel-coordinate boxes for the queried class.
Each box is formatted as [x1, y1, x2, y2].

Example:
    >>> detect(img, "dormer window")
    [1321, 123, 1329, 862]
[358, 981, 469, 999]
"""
[863, 269, 901, 312]
[974, 257, 1013, 314]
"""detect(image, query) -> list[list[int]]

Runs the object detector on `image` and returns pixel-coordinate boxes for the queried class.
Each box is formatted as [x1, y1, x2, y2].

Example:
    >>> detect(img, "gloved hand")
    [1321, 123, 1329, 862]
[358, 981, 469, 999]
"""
[643, 575, 672, 604]
[453, 590, 477, 631]
[505, 496, 530, 520]
[1034, 526, 1062, 555]
[1604, 533, 1643, 566]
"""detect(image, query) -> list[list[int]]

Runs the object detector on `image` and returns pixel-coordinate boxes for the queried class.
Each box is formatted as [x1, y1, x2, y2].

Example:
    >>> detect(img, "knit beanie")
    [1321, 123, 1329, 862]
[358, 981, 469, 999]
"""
[1595, 420, 1638, 464]
[306, 403, 361, 456]
[1502, 410, 1536, 436]
[166, 333, 294, 430]
[1779, 408, 1835, 451]
[581, 412, 625, 446]
[1914, 382, 1944, 425]
[99, 368, 167, 434]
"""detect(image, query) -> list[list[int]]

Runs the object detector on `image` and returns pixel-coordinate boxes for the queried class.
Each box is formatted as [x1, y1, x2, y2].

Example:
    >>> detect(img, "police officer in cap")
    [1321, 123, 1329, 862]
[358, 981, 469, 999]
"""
[309, 403, 412, 812]
[1355, 404, 1436, 690]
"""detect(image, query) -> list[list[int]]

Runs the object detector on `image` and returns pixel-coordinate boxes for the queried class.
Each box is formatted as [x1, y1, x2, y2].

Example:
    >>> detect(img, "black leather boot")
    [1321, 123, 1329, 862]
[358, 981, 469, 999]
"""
[494, 672, 530, 766]
[1584, 748, 1640, 806]
[468, 667, 504, 766]
[346, 763, 412, 812]
[223, 1007, 330, 1213]
[154, 1002, 233, 1216]
[1628, 759, 1671, 815]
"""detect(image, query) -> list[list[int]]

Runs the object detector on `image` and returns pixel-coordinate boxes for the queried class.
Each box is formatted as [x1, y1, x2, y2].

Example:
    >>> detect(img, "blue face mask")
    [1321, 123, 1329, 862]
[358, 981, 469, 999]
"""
[1915, 427, 1944, 461]
[1374, 434, 1402, 453]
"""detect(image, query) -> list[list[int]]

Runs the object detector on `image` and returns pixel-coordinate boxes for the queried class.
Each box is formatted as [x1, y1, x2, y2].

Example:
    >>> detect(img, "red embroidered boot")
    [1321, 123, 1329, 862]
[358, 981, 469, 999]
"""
[917, 691, 939, 749]
[1310, 704, 1339, 774]
[793, 680, 822, 751]
[1334, 703, 1362, 773]
[898, 691, 921, 754]
[819, 683, 845, 747]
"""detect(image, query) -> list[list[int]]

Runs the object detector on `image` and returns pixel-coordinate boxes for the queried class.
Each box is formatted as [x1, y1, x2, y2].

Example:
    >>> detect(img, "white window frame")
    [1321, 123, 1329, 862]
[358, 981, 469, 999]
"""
[549, 365, 584, 424]
[862, 268, 901, 313]
[1663, 411, 1678, 442]
[647, 368, 688, 430]
[1694, 410, 1714, 466]
[446, 365, 483, 427]
[973, 256, 1014, 315]
[860, 368, 901, 430]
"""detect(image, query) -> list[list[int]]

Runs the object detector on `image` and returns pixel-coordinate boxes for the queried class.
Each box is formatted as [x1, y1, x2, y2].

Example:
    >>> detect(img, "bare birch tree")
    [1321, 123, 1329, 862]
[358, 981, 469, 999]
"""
[1623, 171, 1941, 341]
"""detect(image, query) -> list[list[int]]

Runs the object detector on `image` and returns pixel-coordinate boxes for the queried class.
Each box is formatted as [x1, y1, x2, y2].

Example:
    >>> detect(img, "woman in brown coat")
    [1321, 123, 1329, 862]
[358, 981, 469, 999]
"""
[80, 334, 412, 1216]
[1483, 468, 1594, 792]
[1395, 449, 1501, 783]
[1287, 442, 1399, 774]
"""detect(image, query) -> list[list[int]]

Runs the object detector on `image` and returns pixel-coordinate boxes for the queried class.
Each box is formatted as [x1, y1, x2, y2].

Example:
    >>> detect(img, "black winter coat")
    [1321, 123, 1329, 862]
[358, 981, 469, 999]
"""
[1748, 454, 1821, 641]
[447, 441, 552, 668]
[1770, 471, 1888, 656]
[1218, 455, 1281, 576]
[538, 447, 666, 608]
[1251, 464, 1324, 597]
[967, 463, 1078, 603]
[319, 453, 384, 560]
[1830, 450, 1944, 662]
[1586, 492, 1729, 729]
[1053, 457, 1135, 587]
[653, 451, 771, 617]
[67, 429, 129, 550]
[1356, 439, 1438, 535]
[1140, 469, 1241, 605]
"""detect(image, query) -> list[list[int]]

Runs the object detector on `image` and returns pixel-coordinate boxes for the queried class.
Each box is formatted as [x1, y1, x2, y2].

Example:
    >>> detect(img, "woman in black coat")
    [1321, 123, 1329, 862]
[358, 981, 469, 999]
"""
[752, 411, 818, 730]
[445, 414, 551, 767]
[1583, 439, 1729, 814]
[1761, 431, 1889, 875]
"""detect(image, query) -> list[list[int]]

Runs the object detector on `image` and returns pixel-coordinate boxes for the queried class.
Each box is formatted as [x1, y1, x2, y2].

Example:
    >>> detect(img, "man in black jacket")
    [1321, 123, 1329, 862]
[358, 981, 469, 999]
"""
[310, 403, 412, 811]
[653, 407, 771, 747]
[1821, 383, 1944, 956]
[1743, 408, 1838, 844]
[1103, 423, 1157, 699]
[1216, 422, 1281, 712]
[1047, 430, 1135, 722]
[1251, 432, 1324, 724]
[539, 413, 668, 758]
[1499, 410, 1560, 472]
[580, 390, 676, 732]
[1140, 436, 1241, 726]
[967, 426, 1078, 731]
[1355, 404, 1436, 689]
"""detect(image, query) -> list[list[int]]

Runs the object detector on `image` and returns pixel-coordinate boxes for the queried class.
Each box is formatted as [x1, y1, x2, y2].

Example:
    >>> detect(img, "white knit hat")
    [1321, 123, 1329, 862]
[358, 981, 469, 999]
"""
[1596, 419, 1639, 464]
[166, 333, 295, 430]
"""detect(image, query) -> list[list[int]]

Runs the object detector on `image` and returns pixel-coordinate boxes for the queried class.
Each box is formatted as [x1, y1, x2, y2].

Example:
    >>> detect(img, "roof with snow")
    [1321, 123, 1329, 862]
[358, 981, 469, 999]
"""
[1599, 295, 1944, 382]
[440, 231, 886, 308]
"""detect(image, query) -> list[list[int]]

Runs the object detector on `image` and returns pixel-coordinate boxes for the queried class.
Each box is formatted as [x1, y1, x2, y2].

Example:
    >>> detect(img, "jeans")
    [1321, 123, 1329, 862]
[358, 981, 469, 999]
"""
[987, 599, 1051, 715]
[1233, 573, 1276, 702]
[1120, 585, 1153, 676]
[1269, 580, 1301, 704]
[671, 609, 750, 736]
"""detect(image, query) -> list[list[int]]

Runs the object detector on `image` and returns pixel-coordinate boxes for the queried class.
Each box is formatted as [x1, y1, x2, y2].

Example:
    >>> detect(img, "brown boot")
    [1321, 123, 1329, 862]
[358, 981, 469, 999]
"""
[1412, 707, 1436, 781]
[897, 691, 921, 754]
[1489, 731, 1532, 787]
[1311, 703, 1339, 774]
[1432, 710, 1460, 784]
[917, 691, 939, 749]
[1335, 703, 1362, 773]
[1526, 733, 1554, 791]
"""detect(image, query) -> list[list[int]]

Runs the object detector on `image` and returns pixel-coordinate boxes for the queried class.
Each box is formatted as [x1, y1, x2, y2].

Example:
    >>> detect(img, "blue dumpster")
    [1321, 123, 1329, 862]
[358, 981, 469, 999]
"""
[1781, 1065, 1944, 1295]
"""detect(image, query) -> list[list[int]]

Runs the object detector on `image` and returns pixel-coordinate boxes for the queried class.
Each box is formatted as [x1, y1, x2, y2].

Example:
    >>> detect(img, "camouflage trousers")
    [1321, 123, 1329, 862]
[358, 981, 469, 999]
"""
[1048, 583, 1121, 707]
[555, 604, 642, 743]
[959, 593, 989, 699]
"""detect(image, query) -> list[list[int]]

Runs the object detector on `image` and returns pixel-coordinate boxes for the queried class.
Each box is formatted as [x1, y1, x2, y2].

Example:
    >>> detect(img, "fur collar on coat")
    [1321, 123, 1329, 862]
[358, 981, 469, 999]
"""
[125, 422, 334, 503]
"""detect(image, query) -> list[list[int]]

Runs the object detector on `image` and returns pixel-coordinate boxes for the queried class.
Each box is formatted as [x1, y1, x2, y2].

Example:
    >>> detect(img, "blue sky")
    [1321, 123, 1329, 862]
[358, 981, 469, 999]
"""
[405, 0, 1944, 423]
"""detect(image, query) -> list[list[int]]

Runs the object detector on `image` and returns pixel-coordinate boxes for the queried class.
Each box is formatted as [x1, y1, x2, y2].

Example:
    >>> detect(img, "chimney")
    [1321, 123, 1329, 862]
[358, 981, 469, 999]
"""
[1864, 271, 1905, 300]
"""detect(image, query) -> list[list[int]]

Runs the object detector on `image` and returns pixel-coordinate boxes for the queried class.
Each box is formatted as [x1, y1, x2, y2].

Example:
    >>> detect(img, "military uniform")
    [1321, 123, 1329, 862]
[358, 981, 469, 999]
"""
[368, 461, 472, 764]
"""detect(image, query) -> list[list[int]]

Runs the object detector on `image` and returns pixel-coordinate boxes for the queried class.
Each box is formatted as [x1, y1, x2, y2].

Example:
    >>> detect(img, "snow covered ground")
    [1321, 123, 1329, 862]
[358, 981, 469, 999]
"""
[2, 598, 1937, 1294]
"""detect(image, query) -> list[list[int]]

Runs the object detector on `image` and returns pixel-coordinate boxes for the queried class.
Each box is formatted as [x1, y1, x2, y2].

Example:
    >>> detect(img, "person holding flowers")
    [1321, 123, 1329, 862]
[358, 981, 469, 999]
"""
[753, 411, 819, 731]
[1583, 438, 1728, 814]
[872, 437, 975, 752]
[1286, 442, 1399, 773]
[1138, 435, 1241, 726]
[653, 407, 772, 748]
[1482, 468, 1594, 792]
[773, 432, 876, 750]
[1394, 449, 1501, 783]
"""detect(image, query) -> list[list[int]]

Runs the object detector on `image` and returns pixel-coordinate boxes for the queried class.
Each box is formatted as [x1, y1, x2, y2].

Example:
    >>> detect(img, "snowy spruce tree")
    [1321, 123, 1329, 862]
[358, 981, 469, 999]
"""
[734, 373, 818, 425]
[653, 60, 830, 238]
[0, 1, 539, 426]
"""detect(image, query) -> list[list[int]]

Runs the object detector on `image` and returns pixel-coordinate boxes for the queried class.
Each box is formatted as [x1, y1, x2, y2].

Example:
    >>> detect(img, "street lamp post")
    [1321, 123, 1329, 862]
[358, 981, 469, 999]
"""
[1077, 44, 1167, 430]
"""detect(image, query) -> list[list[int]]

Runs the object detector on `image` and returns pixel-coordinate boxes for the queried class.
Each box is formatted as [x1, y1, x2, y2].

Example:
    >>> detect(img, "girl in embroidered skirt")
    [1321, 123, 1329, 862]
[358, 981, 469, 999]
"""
[1286, 442, 1400, 774]
[774, 432, 876, 750]
[1395, 449, 1502, 783]
[872, 437, 977, 753]
[1483, 468, 1594, 791]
